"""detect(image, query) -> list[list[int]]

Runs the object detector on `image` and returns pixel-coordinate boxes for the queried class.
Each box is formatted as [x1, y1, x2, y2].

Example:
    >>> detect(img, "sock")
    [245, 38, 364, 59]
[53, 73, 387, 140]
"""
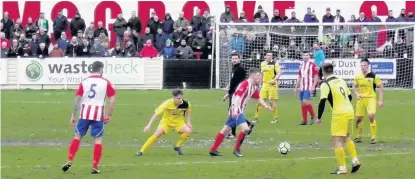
[356, 120, 363, 138]
[210, 133, 225, 152]
[234, 131, 246, 152]
[301, 106, 308, 122]
[272, 106, 278, 119]
[254, 103, 262, 119]
[231, 127, 236, 136]
[140, 135, 158, 153]
[68, 138, 80, 161]
[370, 120, 377, 140]
[92, 144, 102, 169]
[176, 133, 190, 147]
[307, 104, 315, 119]
[334, 148, 346, 169]
[345, 140, 358, 162]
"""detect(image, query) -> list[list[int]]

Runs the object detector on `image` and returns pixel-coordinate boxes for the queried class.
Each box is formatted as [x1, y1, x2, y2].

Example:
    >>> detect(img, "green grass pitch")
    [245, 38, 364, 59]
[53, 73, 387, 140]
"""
[1, 90, 415, 179]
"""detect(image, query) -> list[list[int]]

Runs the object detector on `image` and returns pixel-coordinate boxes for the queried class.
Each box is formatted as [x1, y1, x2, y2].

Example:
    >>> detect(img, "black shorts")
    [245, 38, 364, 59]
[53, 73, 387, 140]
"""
[318, 67, 323, 80]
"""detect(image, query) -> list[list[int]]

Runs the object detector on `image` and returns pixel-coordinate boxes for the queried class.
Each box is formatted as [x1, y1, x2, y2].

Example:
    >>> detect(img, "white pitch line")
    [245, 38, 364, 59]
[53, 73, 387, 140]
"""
[0, 152, 411, 169]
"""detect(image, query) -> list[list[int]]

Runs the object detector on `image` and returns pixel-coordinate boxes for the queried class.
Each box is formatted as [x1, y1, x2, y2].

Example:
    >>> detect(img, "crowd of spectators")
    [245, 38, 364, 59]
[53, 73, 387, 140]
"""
[1, 9, 214, 60]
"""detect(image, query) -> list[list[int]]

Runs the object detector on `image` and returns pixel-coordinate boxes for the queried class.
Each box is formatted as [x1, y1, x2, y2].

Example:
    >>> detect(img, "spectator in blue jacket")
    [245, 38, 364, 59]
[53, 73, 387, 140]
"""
[271, 10, 287, 23]
[155, 28, 168, 51]
[303, 7, 313, 22]
[230, 33, 245, 55]
[259, 12, 269, 23]
[322, 8, 335, 22]
[162, 13, 174, 35]
[56, 32, 70, 53]
[162, 39, 176, 60]
[370, 11, 382, 22]
[386, 10, 397, 22]
[396, 9, 407, 22]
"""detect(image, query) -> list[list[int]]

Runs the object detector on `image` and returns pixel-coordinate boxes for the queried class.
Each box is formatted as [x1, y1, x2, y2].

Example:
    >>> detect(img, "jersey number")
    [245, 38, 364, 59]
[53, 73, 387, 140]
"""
[88, 84, 97, 98]
[339, 87, 346, 99]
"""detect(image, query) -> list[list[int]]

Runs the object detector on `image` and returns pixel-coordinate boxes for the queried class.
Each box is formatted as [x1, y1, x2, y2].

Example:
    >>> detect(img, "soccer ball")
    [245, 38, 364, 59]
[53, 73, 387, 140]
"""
[278, 142, 291, 155]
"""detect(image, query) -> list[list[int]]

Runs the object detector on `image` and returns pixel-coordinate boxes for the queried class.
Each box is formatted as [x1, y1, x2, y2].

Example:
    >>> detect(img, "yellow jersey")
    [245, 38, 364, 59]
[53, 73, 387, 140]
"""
[354, 72, 382, 98]
[155, 99, 192, 123]
[260, 61, 280, 87]
[320, 76, 354, 115]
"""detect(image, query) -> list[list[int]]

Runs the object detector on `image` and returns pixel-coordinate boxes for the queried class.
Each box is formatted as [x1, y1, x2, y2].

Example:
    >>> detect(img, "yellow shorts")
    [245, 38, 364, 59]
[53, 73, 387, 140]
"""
[356, 98, 377, 116]
[259, 85, 278, 100]
[331, 113, 354, 137]
[158, 118, 186, 134]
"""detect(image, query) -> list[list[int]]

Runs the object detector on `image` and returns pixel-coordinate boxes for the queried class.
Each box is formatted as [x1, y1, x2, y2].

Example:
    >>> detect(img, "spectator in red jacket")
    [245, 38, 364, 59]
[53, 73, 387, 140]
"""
[0, 32, 10, 48]
[139, 39, 158, 58]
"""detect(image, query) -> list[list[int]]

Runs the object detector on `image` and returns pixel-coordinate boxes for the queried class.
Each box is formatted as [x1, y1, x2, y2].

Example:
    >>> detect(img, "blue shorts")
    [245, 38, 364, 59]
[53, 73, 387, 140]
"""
[299, 90, 312, 101]
[75, 119, 104, 137]
[225, 114, 248, 128]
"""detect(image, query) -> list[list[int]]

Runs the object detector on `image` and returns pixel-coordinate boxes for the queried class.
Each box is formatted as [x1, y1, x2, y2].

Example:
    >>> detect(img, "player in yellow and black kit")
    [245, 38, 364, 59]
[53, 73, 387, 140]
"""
[316, 63, 361, 175]
[353, 58, 384, 144]
[254, 52, 281, 123]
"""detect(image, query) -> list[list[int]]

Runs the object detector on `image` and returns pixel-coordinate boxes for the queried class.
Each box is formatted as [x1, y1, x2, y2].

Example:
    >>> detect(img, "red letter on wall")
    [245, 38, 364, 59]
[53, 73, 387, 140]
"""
[406, 1, 415, 16]
[2, 1, 41, 26]
[94, 1, 122, 47]
[359, 1, 388, 47]
[138, 1, 166, 34]
[182, 1, 210, 21]
[224, 1, 256, 22]
[50, 1, 79, 42]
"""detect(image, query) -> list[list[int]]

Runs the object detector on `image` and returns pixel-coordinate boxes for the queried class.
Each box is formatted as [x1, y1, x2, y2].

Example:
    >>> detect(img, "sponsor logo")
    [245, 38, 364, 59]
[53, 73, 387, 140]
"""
[25, 61, 43, 81]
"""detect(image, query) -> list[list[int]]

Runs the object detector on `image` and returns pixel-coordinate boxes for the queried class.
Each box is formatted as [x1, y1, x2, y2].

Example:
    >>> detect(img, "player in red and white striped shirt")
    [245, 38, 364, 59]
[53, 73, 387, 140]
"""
[210, 68, 271, 157]
[294, 51, 319, 125]
[62, 61, 116, 174]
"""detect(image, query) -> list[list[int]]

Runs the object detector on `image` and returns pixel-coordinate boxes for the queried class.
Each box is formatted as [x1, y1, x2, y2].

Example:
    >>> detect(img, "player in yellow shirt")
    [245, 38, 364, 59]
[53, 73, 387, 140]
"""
[254, 52, 281, 123]
[353, 58, 384, 144]
[136, 89, 192, 156]
[316, 63, 361, 175]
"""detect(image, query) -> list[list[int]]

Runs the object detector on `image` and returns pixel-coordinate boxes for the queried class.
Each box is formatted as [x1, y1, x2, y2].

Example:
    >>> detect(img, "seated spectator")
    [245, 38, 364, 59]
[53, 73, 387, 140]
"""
[38, 28, 51, 49]
[1, 41, 9, 58]
[184, 26, 195, 45]
[21, 44, 31, 57]
[0, 32, 10, 48]
[192, 31, 205, 52]
[147, 15, 162, 38]
[86, 31, 95, 45]
[142, 27, 153, 44]
[171, 26, 184, 47]
[139, 39, 157, 58]
[80, 38, 91, 56]
[11, 23, 24, 39]
[98, 31, 109, 44]
[111, 43, 124, 57]
[8, 39, 22, 57]
[99, 42, 110, 57]
[124, 40, 137, 57]
[155, 28, 168, 51]
[29, 34, 40, 56]
[57, 32, 70, 52]
[76, 30, 84, 44]
[132, 30, 143, 53]
[66, 37, 83, 57]
[162, 39, 176, 60]
[49, 44, 64, 57]
[176, 39, 193, 59]
[202, 27, 214, 59]
[90, 38, 103, 57]
[37, 43, 49, 58]
[18, 34, 28, 48]
[162, 13, 174, 35]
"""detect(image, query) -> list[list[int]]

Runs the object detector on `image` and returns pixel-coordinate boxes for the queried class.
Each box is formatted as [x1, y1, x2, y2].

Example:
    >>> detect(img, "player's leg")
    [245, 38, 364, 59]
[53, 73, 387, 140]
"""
[90, 121, 105, 174]
[254, 87, 268, 123]
[367, 98, 378, 144]
[303, 90, 316, 124]
[330, 118, 347, 174]
[137, 123, 166, 156]
[344, 117, 361, 173]
[355, 99, 365, 143]
[62, 119, 88, 172]
[174, 123, 192, 155]
[233, 114, 250, 157]
[227, 95, 236, 139]
[246, 119, 255, 136]
[270, 89, 279, 124]
[210, 124, 232, 156]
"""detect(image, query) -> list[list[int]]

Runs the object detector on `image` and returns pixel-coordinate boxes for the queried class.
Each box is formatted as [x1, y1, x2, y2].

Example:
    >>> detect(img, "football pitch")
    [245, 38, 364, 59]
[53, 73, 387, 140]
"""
[1, 90, 415, 179]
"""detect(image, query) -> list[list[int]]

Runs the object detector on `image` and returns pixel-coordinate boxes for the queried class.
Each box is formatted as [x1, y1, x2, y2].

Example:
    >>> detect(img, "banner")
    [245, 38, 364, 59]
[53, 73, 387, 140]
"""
[279, 58, 397, 80]
[17, 58, 147, 85]
[0, 59, 6, 84]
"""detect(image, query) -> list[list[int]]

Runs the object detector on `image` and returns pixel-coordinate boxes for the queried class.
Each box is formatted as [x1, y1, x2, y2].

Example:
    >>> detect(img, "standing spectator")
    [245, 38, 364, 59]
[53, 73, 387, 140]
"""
[357, 12, 366, 22]
[230, 33, 245, 55]
[66, 37, 82, 57]
[1, 12, 14, 39]
[70, 12, 86, 37]
[53, 10, 68, 42]
[370, 11, 382, 22]
[94, 21, 108, 37]
[254, 5, 268, 19]
[176, 39, 193, 59]
[190, 9, 202, 32]
[174, 12, 190, 31]
[171, 27, 184, 47]
[192, 31, 206, 53]
[1, 42, 9, 58]
[334, 9, 345, 32]
[407, 10, 415, 21]
[147, 15, 162, 38]
[139, 39, 158, 58]
[396, 9, 407, 22]
[220, 5, 234, 22]
[161, 39, 176, 60]
[56, 32, 70, 53]
[308, 12, 319, 22]
[154, 28, 168, 51]
[49, 44, 65, 57]
[124, 40, 137, 57]
[80, 38, 91, 56]
[37, 43, 49, 58]
[111, 43, 124, 57]
[113, 14, 128, 43]
[271, 10, 288, 22]
[131, 30, 143, 52]
[25, 17, 38, 39]
[38, 28, 51, 49]
[162, 13, 174, 35]
[84, 22, 95, 37]
[286, 12, 300, 23]
[323, 8, 335, 22]
[202, 27, 214, 59]
[303, 7, 313, 22]
[237, 11, 248, 22]
[36, 12, 49, 33]
[201, 10, 212, 35]
[29, 34, 40, 56]
[11, 23, 24, 39]
[147, 11, 157, 28]
[0, 32, 10, 48]
[386, 10, 397, 22]
[8, 39, 21, 57]
[259, 12, 269, 23]
[128, 11, 142, 33]
[142, 27, 154, 44]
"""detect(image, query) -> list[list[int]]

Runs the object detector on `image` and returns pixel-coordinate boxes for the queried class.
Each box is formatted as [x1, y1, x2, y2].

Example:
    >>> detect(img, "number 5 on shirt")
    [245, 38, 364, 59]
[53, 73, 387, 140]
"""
[88, 84, 97, 98]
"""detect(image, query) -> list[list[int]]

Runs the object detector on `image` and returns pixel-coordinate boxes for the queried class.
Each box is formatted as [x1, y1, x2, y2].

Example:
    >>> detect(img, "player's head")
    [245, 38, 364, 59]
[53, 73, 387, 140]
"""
[264, 51, 273, 62]
[302, 51, 310, 61]
[91, 61, 104, 75]
[360, 58, 370, 73]
[321, 63, 334, 77]
[248, 68, 262, 85]
[172, 88, 184, 104]
[231, 52, 240, 64]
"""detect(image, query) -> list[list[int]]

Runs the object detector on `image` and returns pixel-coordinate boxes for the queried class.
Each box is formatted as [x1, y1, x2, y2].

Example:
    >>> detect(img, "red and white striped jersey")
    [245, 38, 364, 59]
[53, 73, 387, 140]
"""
[298, 60, 319, 91]
[230, 80, 259, 114]
[75, 75, 116, 121]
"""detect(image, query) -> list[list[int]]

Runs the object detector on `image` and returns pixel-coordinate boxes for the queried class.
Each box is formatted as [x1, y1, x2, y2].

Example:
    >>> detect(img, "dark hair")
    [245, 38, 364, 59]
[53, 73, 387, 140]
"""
[322, 63, 334, 74]
[249, 68, 261, 75]
[91, 61, 104, 73]
[230, 52, 240, 58]
[265, 51, 273, 55]
[360, 58, 370, 64]
[172, 88, 183, 97]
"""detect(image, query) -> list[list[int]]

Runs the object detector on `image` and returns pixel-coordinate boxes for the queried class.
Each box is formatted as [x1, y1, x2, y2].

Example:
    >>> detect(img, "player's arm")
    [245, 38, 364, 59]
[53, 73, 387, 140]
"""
[146, 103, 165, 128]
[70, 83, 84, 126]
[105, 81, 117, 123]
[317, 83, 330, 123]
[353, 77, 360, 99]
[185, 103, 192, 127]
[252, 89, 271, 110]
[294, 75, 301, 90]
[311, 64, 319, 90]
[271, 63, 281, 84]
[375, 76, 384, 108]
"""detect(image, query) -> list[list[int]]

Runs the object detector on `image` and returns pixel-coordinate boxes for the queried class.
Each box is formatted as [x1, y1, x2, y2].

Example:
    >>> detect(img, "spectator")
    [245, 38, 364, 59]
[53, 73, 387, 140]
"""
[1, 41, 9, 58]
[53, 10, 68, 42]
[142, 27, 154, 44]
[323, 8, 335, 23]
[99, 42, 111, 57]
[220, 5, 234, 22]
[386, 10, 397, 22]
[358, 27, 372, 52]
[230, 33, 245, 55]
[25, 17, 38, 39]
[286, 12, 300, 23]
[408, 10, 415, 21]
[36, 12, 49, 33]
[0, 32, 10, 48]
[237, 11, 248, 22]
[299, 37, 312, 52]
[147, 15, 162, 38]
[8, 39, 21, 57]
[357, 12, 366, 22]
[139, 39, 157, 58]
[161, 39, 176, 60]
[84, 22, 95, 37]
[80, 38, 91, 56]
[38, 28, 51, 49]
[287, 40, 300, 59]
[192, 31, 206, 52]
[111, 43, 124, 57]
[18, 34, 28, 48]
[201, 10, 212, 35]
[254, 5, 268, 19]
[155, 28, 168, 51]
[309, 12, 319, 22]
[11, 23, 24, 40]
[56, 32, 70, 52]
[37, 43, 49, 58]
[162, 13, 174, 35]
[190, 9, 202, 32]
[127, 11, 142, 33]
[94, 21, 108, 37]
[171, 26, 184, 47]
[70, 12, 86, 37]
[98, 31, 109, 44]
[313, 42, 325, 66]
[271, 10, 288, 22]
[370, 11, 382, 22]
[90, 38, 102, 57]
[66, 37, 82, 57]
[0, 22, 3, 34]
[131, 30, 143, 52]
[176, 39, 193, 59]
[259, 12, 269, 23]
[334, 9, 346, 32]
[174, 12, 190, 31]
[303, 7, 313, 22]
[184, 26, 195, 45]
[29, 34, 40, 56]
[202, 27, 214, 59]
[124, 40, 137, 57]
[393, 38, 406, 58]
[76, 30, 84, 44]
[147, 11, 157, 28]
[113, 14, 128, 43]
[49, 44, 64, 57]
[121, 30, 133, 49]
[1, 12, 14, 39]
[86, 31, 95, 45]
[396, 9, 407, 22]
